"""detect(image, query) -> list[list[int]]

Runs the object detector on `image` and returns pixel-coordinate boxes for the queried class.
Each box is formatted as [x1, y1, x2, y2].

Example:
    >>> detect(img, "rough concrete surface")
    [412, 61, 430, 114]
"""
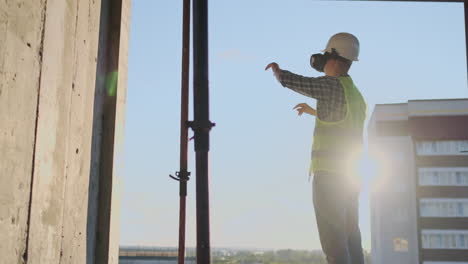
[25, 0, 103, 263]
[0, 1, 46, 263]
[92, 0, 131, 263]
[107, 2, 131, 263]
[0, 0, 129, 263]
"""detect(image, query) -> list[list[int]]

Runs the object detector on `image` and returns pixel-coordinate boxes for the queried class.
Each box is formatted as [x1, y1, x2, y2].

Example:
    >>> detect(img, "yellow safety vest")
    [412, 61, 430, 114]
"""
[310, 76, 366, 175]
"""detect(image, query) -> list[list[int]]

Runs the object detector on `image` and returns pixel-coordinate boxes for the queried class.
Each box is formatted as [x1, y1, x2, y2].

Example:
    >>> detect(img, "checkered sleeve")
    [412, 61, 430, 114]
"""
[278, 69, 346, 121]
[278, 70, 341, 101]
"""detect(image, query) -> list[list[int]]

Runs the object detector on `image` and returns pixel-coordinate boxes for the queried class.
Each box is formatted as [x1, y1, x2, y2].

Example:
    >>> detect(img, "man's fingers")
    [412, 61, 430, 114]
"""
[265, 62, 278, 71]
[293, 103, 306, 109]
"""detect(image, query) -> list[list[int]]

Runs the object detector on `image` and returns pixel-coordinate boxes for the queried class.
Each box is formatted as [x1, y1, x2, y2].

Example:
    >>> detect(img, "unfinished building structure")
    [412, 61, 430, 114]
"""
[0, 0, 130, 263]
[1, 1, 467, 264]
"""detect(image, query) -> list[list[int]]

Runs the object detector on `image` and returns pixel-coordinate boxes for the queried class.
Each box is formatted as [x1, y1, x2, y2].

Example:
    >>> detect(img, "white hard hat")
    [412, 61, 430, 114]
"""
[323, 32, 360, 61]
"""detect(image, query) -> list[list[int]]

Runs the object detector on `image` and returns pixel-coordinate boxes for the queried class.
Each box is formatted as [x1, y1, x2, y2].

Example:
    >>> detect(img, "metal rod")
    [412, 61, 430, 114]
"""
[465, 1, 468, 81]
[192, 0, 212, 263]
[177, 0, 191, 263]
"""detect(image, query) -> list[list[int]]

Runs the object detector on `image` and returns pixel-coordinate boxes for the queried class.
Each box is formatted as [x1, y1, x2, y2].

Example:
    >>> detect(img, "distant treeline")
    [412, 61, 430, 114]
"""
[212, 249, 371, 264]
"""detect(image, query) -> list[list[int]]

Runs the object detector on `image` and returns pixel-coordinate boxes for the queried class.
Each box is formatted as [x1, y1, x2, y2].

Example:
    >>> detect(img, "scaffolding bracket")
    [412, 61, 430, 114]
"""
[186, 120, 216, 132]
[169, 170, 191, 182]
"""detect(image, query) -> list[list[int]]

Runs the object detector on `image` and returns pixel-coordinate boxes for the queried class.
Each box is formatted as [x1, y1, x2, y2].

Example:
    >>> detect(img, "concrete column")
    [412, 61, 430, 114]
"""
[0, 1, 46, 263]
[25, 0, 102, 263]
[0, 0, 130, 263]
[90, 0, 131, 263]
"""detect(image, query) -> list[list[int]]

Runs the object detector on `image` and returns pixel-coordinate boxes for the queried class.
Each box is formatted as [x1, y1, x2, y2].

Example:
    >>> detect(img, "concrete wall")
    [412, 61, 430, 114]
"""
[0, 0, 130, 263]
[0, 1, 45, 263]
[91, 0, 131, 263]
[369, 105, 420, 264]
[369, 137, 420, 264]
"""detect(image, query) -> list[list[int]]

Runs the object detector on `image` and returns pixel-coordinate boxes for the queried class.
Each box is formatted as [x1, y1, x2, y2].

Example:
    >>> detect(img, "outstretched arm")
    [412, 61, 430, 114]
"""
[265, 62, 342, 101]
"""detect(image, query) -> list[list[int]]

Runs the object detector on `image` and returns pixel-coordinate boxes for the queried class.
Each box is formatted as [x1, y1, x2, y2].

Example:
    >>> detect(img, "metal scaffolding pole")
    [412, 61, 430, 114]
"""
[192, 0, 214, 263]
[169, 0, 191, 263]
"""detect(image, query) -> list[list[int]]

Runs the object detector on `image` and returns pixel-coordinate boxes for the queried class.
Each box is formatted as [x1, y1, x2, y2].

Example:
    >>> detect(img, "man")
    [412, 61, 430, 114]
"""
[265, 32, 366, 264]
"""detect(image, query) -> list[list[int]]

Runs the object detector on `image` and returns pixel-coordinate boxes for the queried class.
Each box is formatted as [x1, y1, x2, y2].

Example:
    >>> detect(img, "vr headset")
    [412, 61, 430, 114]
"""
[310, 48, 341, 72]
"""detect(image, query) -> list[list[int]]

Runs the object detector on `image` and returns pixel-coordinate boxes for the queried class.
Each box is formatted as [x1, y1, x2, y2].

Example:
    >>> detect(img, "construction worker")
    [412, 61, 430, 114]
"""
[266, 32, 366, 264]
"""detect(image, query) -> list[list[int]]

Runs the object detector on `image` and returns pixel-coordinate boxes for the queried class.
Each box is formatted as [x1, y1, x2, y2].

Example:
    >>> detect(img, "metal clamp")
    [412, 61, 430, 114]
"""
[170, 170, 191, 182]
[186, 120, 216, 132]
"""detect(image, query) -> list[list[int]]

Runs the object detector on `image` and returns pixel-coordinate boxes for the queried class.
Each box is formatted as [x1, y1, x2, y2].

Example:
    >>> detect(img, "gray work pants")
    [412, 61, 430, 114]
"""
[313, 171, 365, 264]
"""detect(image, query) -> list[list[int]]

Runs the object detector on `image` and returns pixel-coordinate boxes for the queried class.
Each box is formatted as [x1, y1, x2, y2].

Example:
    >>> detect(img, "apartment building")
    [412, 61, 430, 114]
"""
[368, 99, 468, 264]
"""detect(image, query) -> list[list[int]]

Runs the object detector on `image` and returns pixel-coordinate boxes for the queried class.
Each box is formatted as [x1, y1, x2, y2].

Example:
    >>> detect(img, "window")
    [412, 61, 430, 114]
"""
[393, 237, 409, 252]
[416, 140, 468, 156]
[420, 199, 468, 217]
[422, 230, 468, 249]
[419, 167, 468, 186]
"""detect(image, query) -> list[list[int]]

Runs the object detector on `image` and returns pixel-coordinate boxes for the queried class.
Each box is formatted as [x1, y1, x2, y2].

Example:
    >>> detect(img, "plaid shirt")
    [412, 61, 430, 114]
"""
[279, 70, 347, 122]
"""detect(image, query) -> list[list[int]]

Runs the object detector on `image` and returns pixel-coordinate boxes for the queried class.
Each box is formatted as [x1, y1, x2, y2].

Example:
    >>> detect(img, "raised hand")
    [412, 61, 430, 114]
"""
[293, 103, 317, 116]
[265, 62, 280, 72]
[265, 62, 281, 81]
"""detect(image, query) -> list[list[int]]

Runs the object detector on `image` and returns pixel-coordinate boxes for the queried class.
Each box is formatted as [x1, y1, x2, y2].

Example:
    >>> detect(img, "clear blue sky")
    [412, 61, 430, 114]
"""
[120, 0, 467, 251]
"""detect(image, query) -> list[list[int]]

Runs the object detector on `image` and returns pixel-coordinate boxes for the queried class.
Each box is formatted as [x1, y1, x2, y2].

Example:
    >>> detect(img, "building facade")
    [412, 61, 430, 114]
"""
[369, 99, 468, 264]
